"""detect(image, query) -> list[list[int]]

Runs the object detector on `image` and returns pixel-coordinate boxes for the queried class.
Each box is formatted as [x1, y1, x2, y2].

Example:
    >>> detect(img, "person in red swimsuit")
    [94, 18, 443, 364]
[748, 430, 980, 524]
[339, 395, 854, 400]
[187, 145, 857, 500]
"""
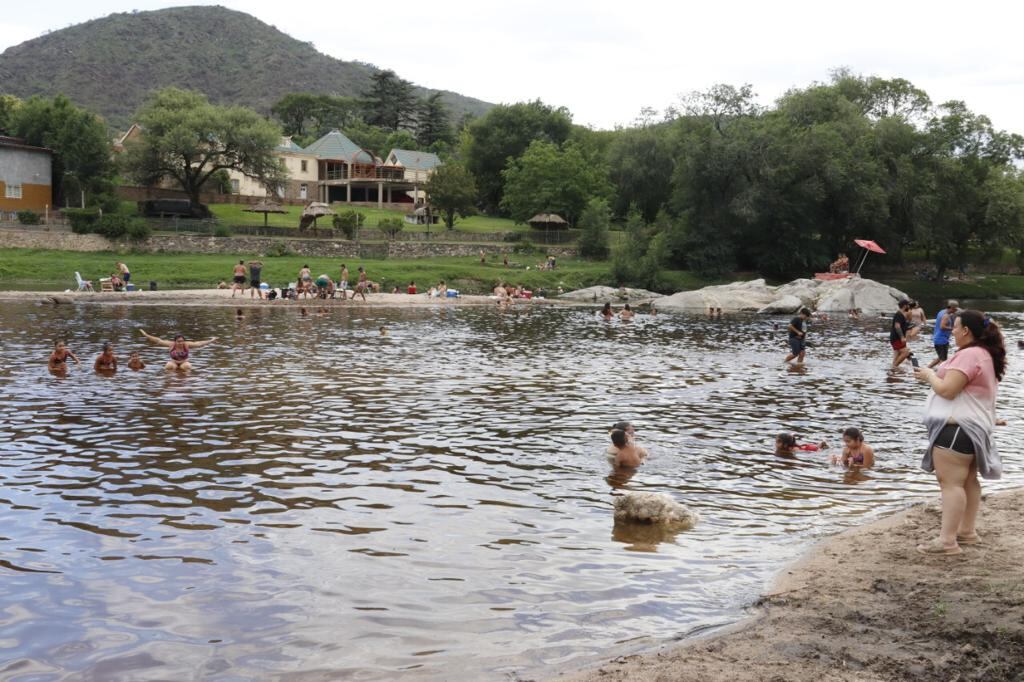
[139, 329, 217, 371]
[775, 433, 828, 456]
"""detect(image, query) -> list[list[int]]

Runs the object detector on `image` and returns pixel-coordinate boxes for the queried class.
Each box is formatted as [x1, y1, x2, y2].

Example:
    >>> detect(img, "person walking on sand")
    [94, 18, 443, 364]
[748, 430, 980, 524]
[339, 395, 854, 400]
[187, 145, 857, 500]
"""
[139, 329, 217, 372]
[231, 260, 246, 297]
[890, 299, 913, 371]
[784, 308, 811, 364]
[351, 266, 369, 301]
[912, 310, 1006, 555]
[248, 260, 264, 299]
[930, 300, 959, 368]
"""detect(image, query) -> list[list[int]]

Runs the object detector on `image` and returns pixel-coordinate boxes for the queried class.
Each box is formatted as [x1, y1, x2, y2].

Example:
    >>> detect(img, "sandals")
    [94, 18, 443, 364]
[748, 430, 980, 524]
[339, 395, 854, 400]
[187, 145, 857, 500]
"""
[916, 541, 963, 556]
[956, 533, 981, 545]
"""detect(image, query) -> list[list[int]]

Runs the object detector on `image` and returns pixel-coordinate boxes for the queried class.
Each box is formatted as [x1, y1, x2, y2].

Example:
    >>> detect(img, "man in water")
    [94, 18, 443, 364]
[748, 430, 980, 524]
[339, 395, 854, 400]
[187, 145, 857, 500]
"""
[784, 307, 811, 364]
[929, 299, 958, 368]
[890, 299, 913, 371]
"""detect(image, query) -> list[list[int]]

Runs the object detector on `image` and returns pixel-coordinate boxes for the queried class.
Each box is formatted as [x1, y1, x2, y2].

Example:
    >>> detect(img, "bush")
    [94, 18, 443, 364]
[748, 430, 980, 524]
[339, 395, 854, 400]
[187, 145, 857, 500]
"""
[268, 242, 292, 257]
[333, 210, 365, 240]
[95, 214, 131, 239]
[577, 198, 611, 259]
[16, 210, 40, 225]
[378, 217, 404, 240]
[213, 225, 233, 238]
[125, 218, 151, 241]
[513, 240, 541, 255]
[65, 208, 101, 234]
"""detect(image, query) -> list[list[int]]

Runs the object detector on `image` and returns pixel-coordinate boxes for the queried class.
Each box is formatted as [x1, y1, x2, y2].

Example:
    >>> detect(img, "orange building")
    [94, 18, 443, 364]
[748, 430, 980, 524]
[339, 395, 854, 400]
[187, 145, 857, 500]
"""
[0, 136, 53, 213]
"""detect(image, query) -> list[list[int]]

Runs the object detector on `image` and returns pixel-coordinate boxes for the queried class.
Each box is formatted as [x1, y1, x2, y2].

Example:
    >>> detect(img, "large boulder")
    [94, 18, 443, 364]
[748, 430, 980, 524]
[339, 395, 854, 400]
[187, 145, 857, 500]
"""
[657, 279, 777, 311]
[559, 286, 662, 303]
[758, 295, 804, 314]
[815, 278, 908, 313]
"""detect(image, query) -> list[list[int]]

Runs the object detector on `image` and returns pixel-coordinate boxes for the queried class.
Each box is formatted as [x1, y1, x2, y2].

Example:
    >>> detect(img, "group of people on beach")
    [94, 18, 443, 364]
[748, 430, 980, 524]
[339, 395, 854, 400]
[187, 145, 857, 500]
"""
[48, 330, 217, 374]
[226, 261, 376, 302]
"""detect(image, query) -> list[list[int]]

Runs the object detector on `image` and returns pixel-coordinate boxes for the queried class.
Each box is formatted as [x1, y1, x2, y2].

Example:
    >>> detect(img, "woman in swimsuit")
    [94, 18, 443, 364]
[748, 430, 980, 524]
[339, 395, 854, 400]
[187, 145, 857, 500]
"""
[94, 342, 118, 372]
[139, 329, 217, 371]
[838, 427, 874, 467]
[600, 302, 614, 320]
[48, 340, 81, 372]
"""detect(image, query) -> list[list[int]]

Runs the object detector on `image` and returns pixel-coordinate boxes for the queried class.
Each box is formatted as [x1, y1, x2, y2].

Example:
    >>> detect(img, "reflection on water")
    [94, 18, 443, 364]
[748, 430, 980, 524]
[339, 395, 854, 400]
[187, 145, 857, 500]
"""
[0, 302, 1022, 679]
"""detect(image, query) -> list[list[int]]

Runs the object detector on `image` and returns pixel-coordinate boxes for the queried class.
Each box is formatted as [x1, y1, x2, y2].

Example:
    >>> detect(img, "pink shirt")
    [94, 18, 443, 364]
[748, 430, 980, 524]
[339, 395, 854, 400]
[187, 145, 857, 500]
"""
[937, 346, 997, 412]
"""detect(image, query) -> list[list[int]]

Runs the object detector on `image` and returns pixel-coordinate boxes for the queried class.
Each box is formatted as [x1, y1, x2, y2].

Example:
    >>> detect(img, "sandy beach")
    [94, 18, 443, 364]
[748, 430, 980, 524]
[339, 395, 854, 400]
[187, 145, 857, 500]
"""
[556, 489, 1024, 682]
[0, 288, 566, 307]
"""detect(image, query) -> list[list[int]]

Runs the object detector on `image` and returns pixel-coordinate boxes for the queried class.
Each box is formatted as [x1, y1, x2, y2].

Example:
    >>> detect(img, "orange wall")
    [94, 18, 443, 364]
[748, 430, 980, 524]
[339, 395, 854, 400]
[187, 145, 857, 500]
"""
[0, 182, 52, 212]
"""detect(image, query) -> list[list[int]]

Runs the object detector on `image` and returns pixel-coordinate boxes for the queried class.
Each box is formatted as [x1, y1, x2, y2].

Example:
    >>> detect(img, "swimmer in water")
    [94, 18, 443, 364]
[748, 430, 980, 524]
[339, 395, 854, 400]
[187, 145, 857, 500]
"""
[139, 329, 217, 371]
[834, 427, 875, 467]
[619, 304, 635, 321]
[609, 429, 648, 468]
[127, 351, 145, 371]
[379, 326, 388, 336]
[600, 302, 614, 320]
[775, 432, 828, 456]
[93, 342, 118, 372]
[48, 340, 81, 371]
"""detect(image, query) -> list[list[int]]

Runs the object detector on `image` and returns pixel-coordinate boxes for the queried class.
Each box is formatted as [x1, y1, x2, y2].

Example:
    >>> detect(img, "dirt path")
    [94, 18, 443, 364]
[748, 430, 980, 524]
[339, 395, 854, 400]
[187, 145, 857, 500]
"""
[556, 489, 1024, 682]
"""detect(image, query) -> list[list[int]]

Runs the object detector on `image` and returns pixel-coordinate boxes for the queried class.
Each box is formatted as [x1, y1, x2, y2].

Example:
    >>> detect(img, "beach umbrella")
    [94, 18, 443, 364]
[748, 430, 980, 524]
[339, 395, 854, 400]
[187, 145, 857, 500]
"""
[243, 200, 287, 227]
[299, 202, 335, 230]
[853, 239, 886, 275]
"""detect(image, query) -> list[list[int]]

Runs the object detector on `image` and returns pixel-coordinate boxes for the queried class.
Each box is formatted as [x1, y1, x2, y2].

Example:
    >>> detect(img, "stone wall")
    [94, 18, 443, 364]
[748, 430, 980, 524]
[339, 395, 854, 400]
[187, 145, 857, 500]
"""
[0, 227, 578, 259]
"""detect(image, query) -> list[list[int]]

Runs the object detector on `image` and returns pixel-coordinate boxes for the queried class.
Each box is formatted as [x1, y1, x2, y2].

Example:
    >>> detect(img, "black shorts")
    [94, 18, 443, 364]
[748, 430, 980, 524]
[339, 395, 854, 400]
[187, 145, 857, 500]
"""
[788, 337, 805, 355]
[935, 423, 976, 455]
[233, 275, 245, 285]
[251, 279, 261, 288]
[122, 273, 131, 282]
[934, 343, 949, 361]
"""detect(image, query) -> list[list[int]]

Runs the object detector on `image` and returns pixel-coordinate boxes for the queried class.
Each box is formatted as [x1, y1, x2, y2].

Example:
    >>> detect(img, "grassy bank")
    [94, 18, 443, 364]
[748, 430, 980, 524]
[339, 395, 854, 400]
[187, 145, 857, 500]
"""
[206, 204, 526, 233]
[888, 275, 1024, 301]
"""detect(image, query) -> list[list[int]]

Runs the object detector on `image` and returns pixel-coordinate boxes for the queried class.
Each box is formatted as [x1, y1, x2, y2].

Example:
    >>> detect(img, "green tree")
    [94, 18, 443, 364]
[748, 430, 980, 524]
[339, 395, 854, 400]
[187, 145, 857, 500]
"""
[416, 92, 453, 148]
[10, 95, 114, 207]
[0, 94, 21, 135]
[577, 197, 611, 259]
[121, 88, 286, 207]
[425, 162, 477, 229]
[364, 69, 418, 131]
[271, 93, 362, 143]
[463, 100, 573, 212]
[499, 140, 609, 225]
[343, 120, 390, 159]
[607, 123, 678, 221]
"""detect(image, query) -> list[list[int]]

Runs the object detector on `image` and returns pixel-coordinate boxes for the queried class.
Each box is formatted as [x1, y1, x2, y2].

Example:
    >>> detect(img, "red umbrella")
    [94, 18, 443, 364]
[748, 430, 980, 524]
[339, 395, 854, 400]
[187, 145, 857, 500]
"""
[853, 239, 886, 274]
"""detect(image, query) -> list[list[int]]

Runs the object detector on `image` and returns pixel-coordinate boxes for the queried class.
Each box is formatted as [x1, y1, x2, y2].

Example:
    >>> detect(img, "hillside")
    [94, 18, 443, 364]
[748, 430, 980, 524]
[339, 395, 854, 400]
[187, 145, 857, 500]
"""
[0, 5, 492, 129]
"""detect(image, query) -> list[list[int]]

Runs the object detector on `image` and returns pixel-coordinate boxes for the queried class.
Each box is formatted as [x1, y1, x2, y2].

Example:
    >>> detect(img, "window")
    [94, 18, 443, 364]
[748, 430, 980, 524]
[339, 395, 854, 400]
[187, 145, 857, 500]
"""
[230, 179, 240, 194]
[5, 184, 22, 199]
[300, 160, 308, 172]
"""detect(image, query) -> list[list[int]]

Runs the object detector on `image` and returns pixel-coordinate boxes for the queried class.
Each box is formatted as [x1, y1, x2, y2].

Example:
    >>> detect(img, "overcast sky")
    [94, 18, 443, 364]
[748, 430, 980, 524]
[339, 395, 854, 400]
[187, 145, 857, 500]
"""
[3, 0, 1022, 134]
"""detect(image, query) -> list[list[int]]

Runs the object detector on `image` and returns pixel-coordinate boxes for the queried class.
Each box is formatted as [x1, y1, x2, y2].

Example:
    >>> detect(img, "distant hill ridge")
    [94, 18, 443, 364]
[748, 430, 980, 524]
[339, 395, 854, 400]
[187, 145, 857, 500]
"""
[0, 5, 492, 129]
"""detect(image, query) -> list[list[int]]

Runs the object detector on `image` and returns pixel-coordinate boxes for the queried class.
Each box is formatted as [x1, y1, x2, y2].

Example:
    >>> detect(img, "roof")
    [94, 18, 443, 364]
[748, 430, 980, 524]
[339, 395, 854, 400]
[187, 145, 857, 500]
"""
[528, 213, 568, 225]
[387, 149, 442, 170]
[0, 136, 52, 155]
[304, 129, 377, 162]
[276, 136, 305, 153]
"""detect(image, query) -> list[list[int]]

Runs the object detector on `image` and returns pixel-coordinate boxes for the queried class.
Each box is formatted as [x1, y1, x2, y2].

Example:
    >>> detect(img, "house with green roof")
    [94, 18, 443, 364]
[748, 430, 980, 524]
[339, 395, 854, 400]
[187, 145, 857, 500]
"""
[225, 136, 318, 202]
[385, 149, 442, 184]
[304, 130, 440, 208]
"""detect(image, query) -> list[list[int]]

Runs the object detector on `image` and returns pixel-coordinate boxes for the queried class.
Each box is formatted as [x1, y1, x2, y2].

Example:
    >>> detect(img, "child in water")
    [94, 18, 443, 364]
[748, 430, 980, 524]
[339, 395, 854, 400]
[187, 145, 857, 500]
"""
[48, 340, 81, 371]
[775, 433, 828, 456]
[127, 352, 145, 371]
[835, 427, 875, 467]
[609, 429, 648, 468]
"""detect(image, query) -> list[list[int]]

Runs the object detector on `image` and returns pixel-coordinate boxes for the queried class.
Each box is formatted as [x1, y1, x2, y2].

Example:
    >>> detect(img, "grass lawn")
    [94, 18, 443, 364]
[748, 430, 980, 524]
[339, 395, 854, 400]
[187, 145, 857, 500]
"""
[205, 204, 526, 234]
[889, 275, 1024, 301]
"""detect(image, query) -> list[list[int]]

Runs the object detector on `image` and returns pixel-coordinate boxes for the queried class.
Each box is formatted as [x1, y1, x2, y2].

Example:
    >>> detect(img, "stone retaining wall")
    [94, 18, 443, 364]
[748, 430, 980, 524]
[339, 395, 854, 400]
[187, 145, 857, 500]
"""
[0, 227, 578, 259]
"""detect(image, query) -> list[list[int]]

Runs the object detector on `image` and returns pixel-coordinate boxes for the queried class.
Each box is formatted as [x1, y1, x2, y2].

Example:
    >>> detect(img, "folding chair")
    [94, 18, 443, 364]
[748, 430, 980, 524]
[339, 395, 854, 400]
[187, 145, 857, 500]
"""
[75, 272, 94, 292]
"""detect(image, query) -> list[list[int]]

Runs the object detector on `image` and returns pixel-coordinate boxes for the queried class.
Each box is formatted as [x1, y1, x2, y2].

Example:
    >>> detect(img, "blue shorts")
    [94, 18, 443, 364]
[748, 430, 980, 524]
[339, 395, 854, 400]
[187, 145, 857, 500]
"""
[789, 337, 805, 355]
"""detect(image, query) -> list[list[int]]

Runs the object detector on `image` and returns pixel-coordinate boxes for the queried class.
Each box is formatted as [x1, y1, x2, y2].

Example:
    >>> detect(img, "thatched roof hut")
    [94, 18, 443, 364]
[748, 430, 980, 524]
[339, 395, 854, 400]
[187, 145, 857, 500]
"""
[527, 213, 568, 229]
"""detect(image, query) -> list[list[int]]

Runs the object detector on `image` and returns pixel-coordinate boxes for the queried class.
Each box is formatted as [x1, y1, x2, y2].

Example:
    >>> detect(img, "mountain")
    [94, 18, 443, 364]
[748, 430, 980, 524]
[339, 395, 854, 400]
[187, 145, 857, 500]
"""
[0, 5, 492, 130]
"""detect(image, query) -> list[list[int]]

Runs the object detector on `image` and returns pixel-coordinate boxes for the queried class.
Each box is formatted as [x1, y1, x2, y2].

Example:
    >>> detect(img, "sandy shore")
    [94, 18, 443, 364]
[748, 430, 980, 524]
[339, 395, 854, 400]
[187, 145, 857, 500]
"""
[0, 288, 566, 307]
[556, 489, 1024, 682]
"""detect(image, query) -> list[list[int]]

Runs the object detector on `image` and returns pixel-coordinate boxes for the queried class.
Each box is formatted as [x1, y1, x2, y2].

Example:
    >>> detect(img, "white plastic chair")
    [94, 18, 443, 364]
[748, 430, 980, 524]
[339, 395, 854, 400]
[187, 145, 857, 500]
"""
[75, 272, 94, 292]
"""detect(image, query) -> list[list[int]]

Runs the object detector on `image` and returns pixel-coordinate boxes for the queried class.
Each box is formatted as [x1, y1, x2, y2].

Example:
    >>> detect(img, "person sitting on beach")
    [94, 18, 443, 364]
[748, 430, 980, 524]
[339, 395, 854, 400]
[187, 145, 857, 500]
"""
[109, 273, 124, 291]
[139, 329, 217, 372]
[407, 281, 417, 295]
[127, 351, 145, 371]
[775, 433, 828, 456]
[48, 340, 81, 371]
[620, 304, 635, 321]
[600, 302, 614, 320]
[437, 281, 447, 296]
[835, 427, 875, 467]
[609, 429, 648, 468]
[94, 342, 118, 372]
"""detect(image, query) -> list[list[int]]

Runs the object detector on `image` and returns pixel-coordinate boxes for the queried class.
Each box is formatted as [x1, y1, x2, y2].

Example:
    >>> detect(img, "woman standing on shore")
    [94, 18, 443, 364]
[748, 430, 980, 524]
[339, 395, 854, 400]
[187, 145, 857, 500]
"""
[913, 310, 1006, 555]
[139, 329, 218, 371]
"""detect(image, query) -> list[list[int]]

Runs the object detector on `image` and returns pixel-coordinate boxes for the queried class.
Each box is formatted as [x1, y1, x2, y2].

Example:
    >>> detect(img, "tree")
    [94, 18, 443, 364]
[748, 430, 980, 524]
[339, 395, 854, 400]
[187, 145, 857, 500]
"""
[426, 163, 477, 229]
[499, 140, 609, 225]
[121, 88, 285, 207]
[607, 123, 678, 221]
[364, 69, 418, 131]
[577, 197, 611, 259]
[416, 92, 453, 147]
[463, 100, 573, 212]
[10, 95, 114, 208]
[0, 94, 21, 135]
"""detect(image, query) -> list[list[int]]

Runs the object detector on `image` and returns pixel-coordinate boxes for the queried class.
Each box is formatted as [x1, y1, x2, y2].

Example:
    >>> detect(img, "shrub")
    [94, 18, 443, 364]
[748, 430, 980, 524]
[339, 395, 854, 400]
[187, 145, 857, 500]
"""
[213, 225, 233, 238]
[268, 242, 292, 257]
[95, 214, 131, 239]
[333, 210, 365, 240]
[378, 217, 404, 240]
[16, 210, 40, 225]
[577, 198, 611, 259]
[512, 240, 541, 255]
[65, 208, 101, 234]
[125, 218, 151, 241]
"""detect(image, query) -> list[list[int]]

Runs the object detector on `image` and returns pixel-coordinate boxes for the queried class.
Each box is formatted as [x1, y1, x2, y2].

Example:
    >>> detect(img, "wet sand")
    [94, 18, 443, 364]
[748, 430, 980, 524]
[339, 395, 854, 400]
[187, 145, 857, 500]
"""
[557, 488, 1024, 682]
[0, 288, 563, 307]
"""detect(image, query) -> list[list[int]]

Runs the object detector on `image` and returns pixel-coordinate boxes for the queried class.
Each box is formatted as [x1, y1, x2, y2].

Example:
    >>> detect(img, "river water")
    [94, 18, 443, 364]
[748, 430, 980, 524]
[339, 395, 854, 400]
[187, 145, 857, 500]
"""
[1, 301, 1021, 680]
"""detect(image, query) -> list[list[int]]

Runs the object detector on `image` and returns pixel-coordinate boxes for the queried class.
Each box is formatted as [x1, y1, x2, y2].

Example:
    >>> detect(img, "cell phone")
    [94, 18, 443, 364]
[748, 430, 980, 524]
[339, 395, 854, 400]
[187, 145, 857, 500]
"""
[910, 356, 920, 368]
